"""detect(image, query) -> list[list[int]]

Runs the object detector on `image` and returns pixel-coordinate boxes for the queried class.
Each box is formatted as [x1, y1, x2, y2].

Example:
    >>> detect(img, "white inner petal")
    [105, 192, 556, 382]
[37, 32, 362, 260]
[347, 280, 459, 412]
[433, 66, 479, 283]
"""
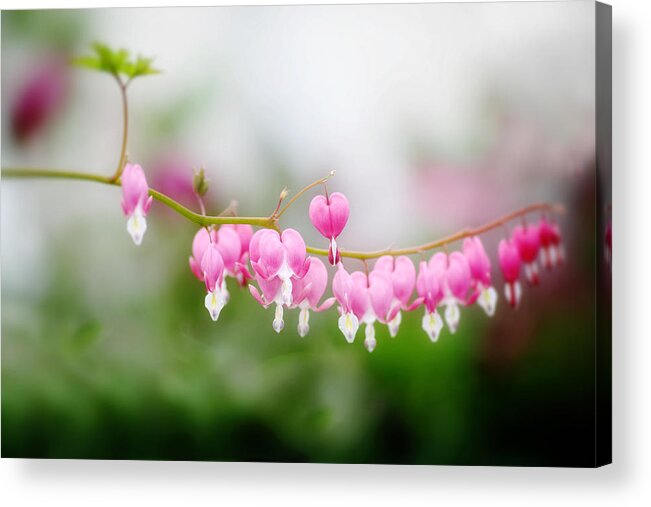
[388, 310, 402, 338]
[273, 303, 285, 333]
[298, 306, 310, 337]
[478, 286, 498, 317]
[364, 323, 376, 353]
[338, 311, 359, 343]
[444, 301, 460, 334]
[126, 206, 147, 246]
[204, 289, 226, 322]
[422, 311, 443, 342]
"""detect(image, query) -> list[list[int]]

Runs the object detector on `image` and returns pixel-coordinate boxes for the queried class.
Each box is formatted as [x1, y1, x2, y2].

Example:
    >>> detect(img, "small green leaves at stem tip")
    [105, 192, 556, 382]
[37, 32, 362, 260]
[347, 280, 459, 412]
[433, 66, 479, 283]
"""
[72, 42, 160, 81]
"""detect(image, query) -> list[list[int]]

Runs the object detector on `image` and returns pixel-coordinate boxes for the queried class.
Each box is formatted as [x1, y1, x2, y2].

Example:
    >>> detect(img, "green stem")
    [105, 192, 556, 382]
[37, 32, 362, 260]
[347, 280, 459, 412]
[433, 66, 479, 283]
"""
[110, 78, 129, 182]
[1, 167, 563, 260]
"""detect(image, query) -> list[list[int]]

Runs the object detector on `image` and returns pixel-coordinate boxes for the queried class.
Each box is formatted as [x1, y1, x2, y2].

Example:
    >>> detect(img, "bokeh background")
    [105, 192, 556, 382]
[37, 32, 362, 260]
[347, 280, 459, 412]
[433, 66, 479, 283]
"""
[1, 3, 607, 465]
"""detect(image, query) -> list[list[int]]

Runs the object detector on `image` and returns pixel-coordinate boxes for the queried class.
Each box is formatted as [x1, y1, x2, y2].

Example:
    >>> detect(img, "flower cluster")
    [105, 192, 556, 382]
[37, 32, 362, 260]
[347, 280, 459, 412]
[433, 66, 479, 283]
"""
[120, 164, 564, 352]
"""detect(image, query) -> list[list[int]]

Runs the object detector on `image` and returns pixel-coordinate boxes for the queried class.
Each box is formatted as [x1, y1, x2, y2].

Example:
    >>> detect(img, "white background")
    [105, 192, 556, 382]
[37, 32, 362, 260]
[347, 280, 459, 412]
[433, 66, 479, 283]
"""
[1, 0, 649, 505]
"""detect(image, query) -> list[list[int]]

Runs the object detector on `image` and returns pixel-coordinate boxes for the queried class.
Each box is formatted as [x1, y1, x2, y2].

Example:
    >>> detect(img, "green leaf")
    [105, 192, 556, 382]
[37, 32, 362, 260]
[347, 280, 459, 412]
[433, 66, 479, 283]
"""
[73, 42, 161, 81]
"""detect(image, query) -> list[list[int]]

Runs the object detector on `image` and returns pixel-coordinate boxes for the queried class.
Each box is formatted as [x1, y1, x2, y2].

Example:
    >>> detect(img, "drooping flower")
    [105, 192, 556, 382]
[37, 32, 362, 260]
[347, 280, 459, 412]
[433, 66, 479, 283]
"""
[429, 252, 471, 334]
[363, 270, 401, 352]
[373, 255, 419, 337]
[291, 257, 335, 337]
[538, 218, 565, 270]
[463, 236, 498, 316]
[201, 243, 226, 321]
[248, 228, 311, 333]
[498, 238, 522, 308]
[309, 192, 350, 265]
[512, 224, 541, 285]
[231, 224, 254, 286]
[120, 163, 153, 246]
[189, 227, 215, 281]
[332, 264, 362, 343]
[416, 260, 444, 342]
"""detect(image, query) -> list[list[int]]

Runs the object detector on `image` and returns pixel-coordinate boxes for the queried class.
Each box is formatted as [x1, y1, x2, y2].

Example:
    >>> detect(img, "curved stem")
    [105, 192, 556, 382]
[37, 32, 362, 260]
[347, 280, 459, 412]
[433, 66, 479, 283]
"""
[276, 171, 335, 218]
[110, 79, 129, 182]
[2, 167, 276, 229]
[306, 202, 565, 260]
[2, 167, 563, 260]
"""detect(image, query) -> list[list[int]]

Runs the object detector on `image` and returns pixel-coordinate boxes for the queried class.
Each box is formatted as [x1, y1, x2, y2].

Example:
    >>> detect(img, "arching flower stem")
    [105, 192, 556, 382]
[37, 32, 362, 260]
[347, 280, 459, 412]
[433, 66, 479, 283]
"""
[1, 167, 564, 260]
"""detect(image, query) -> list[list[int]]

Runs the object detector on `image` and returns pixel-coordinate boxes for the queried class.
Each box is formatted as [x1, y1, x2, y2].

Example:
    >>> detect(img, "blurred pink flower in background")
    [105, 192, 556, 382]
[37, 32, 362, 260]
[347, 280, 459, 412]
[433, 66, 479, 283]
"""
[11, 55, 70, 143]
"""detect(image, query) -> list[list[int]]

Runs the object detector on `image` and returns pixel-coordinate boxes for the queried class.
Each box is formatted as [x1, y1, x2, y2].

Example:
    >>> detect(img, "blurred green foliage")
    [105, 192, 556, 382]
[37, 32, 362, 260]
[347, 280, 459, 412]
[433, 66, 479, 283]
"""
[73, 43, 160, 81]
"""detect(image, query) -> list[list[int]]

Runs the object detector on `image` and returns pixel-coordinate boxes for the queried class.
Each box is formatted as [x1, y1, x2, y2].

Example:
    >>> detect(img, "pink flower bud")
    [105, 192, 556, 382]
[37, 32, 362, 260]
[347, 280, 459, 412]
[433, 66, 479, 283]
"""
[498, 238, 522, 308]
[120, 163, 153, 246]
[309, 192, 350, 265]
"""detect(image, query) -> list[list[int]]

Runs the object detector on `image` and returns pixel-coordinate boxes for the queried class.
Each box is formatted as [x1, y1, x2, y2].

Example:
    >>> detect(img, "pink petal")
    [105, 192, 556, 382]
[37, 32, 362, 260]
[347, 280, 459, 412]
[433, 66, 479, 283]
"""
[308, 195, 334, 238]
[281, 228, 307, 276]
[216, 225, 242, 273]
[200, 243, 225, 293]
[326, 192, 350, 238]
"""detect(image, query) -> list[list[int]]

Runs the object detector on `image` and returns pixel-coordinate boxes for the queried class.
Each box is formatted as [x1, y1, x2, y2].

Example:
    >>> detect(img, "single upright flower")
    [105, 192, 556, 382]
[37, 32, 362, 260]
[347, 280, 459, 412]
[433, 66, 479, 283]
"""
[538, 218, 565, 270]
[248, 228, 311, 333]
[462, 236, 498, 316]
[291, 257, 335, 337]
[416, 260, 444, 342]
[309, 192, 350, 265]
[429, 252, 471, 334]
[513, 224, 541, 285]
[201, 243, 226, 321]
[498, 238, 522, 308]
[373, 255, 419, 337]
[120, 163, 153, 246]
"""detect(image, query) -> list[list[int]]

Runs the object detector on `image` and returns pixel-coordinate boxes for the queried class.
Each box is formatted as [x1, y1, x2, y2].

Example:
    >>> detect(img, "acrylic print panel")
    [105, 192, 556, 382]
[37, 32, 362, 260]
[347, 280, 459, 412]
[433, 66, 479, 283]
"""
[1, 1, 611, 466]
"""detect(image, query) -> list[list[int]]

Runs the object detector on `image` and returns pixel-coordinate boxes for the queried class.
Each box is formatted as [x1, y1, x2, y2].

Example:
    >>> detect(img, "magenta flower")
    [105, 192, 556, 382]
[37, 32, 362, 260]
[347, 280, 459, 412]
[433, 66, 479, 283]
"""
[538, 218, 565, 270]
[416, 260, 444, 342]
[513, 224, 541, 286]
[11, 57, 70, 143]
[373, 255, 419, 337]
[498, 238, 522, 308]
[120, 163, 153, 245]
[463, 236, 498, 316]
[290, 257, 335, 337]
[200, 243, 226, 321]
[248, 228, 310, 332]
[309, 192, 350, 265]
[429, 252, 471, 334]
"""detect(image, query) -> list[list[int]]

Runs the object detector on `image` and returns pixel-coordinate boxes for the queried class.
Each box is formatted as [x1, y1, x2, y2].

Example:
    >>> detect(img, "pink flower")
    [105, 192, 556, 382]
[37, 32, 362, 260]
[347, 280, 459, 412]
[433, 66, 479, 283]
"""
[373, 255, 419, 336]
[248, 228, 310, 332]
[538, 218, 565, 270]
[332, 265, 362, 343]
[231, 224, 255, 286]
[200, 243, 226, 321]
[189, 228, 216, 281]
[513, 224, 541, 285]
[291, 257, 335, 337]
[416, 260, 444, 342]
[11, 57, 70, 143]
[429, 252, 471, 334]
[309, 192, 350, 265]
[498, 239, 522, 308]
[120, 163, 153, 245]
[605, 221, 612, 266]
[332, 265, 399, 352]
[462, 236, 498, 316]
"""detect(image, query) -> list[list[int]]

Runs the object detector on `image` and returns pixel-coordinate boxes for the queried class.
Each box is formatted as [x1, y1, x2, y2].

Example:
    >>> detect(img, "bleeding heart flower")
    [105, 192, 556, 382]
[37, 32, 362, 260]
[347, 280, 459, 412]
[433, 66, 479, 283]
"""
[416, 259, 444, 342]
[332, 264, 362, 344]
[429, 252, 471, 334]
[538, 218, 565, 270]
[513, 224, 541, 286]
[248, 228, 311, 333]
[373, 255, 420, 337]
[120, 163, 153, 246]
[309, 192, 350, 265]
[201, 243, 226, 321]
[463, 236, 498, 316]
[291, 257, 335, 337]
[498, 238, 522, 308]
